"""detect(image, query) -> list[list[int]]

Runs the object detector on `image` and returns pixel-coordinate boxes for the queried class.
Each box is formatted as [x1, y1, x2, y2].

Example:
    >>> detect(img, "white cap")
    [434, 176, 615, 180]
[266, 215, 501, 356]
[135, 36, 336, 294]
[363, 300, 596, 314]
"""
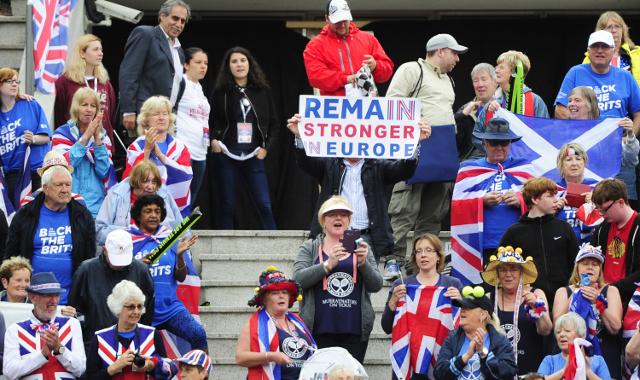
[588, 30, 615, 48]
[326, 0, 352, 24]
[426, 33, 468, 53]
[105, 229, 133, 266]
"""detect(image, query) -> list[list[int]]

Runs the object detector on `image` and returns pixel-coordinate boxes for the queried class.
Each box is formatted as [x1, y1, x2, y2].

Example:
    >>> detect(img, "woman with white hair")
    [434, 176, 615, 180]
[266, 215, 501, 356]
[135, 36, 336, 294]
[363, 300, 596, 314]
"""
[538, 312, 611, 380]
[86, 280, 174, 380]
[52, 87, 116, 217]
[123, 96, 193, 217]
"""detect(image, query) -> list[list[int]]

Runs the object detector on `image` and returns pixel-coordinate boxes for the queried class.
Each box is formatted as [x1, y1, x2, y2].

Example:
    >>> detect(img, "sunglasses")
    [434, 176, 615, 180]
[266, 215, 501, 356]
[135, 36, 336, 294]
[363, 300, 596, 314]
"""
[486, 140, 510, 147]
[123, 303, 144, 311]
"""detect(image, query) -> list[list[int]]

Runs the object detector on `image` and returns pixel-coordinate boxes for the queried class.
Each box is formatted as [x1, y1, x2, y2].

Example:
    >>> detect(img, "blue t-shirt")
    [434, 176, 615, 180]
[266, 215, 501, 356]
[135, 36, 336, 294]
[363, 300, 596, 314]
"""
[538, 353, 611, 380]
[555, 64, 640, 118]
[456, 334, 490, 380]
[313, 252, 363, 335]
[277, 326, 313, 380]
[132, 234, 186, 326]
[0, 100, 51, 173]
[31, 206, 73, 304]
[482, 161, 521, 250]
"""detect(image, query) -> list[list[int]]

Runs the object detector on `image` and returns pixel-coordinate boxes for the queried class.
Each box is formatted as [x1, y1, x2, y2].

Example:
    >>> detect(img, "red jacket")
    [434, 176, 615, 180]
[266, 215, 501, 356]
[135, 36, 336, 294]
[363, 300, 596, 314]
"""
[303, 23, 394, 96]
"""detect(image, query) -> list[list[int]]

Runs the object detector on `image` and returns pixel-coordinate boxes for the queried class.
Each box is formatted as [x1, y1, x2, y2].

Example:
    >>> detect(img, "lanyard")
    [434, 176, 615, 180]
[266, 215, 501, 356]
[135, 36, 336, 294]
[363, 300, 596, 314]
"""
[84, 77, 98, 92]
[240, 97, 251, 123]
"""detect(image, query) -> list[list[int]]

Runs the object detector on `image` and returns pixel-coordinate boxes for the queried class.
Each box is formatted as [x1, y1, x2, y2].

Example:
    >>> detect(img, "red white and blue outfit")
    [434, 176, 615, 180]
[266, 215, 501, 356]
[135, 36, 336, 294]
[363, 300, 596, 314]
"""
[2, 314, 86, 380]
[87, 323, 172, 380]
[52, 121, 117, 217]
[123, 135, 192, 217]
[248, 308, 316, 380]
[556, 178, 600, 243]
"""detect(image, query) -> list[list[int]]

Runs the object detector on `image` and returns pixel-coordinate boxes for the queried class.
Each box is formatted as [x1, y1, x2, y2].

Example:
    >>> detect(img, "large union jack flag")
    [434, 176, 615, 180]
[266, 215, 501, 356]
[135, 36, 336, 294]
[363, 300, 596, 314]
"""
[32, 0, 76, 94]
[390, 285, 459, 379]
[450, 158, 532, 285]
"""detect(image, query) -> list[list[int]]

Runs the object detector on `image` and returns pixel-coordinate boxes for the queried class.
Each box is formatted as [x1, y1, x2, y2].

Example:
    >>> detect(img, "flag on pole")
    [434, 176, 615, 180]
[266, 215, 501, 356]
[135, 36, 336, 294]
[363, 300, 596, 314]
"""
[32, 0, 76, 94]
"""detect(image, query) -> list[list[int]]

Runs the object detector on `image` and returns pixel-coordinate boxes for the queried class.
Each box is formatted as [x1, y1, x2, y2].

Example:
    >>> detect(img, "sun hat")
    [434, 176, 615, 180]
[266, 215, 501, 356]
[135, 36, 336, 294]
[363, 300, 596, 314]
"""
[248, 266, 302, 308]
[472, 117, 522, 142]
[37, 150, 74, 176]
[481, 246, 538, 286]
[26, 272, 66, 294]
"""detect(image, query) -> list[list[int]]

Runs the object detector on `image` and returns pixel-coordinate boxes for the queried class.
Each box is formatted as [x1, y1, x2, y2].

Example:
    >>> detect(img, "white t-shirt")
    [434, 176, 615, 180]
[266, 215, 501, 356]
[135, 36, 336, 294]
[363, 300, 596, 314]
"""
[176, 75, 211, 160]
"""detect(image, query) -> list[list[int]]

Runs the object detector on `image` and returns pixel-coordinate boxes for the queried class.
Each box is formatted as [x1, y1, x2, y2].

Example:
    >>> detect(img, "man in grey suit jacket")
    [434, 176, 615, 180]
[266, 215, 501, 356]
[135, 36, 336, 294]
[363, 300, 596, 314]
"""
[118, 0, 190, 132]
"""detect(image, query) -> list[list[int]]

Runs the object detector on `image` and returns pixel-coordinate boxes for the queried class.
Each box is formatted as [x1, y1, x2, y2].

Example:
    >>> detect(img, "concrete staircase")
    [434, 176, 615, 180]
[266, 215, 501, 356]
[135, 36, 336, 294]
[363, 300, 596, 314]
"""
[0, 0, 26, 69]
[193, 230, 452, 379]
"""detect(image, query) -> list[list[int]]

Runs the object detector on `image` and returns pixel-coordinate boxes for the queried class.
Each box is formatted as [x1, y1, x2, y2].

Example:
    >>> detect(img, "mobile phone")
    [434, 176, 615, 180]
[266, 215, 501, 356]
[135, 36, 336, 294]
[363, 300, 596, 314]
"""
[581, 273, 591, 287]
[341, 229, 361, 254]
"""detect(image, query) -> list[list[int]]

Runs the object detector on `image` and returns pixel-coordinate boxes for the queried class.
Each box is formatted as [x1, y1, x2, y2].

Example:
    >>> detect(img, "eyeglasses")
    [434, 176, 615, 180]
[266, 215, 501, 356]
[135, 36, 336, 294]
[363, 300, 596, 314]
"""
[123, 303, 144, 311]
[597, 199, 619, 215]
[2, 79, 20, 85]
[486, 140, 510, 147]
[415, 248, 437, 255]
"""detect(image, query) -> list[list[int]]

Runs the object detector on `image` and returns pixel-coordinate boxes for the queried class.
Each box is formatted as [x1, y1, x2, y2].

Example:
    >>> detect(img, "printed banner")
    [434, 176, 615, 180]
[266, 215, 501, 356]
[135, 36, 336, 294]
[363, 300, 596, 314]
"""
[299, 95, 421, 159]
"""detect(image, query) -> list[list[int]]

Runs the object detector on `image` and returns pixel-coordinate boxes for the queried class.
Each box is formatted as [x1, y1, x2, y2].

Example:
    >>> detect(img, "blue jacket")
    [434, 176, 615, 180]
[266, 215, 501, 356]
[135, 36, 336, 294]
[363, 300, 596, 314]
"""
[434, 324, 517, 380]
[95, 178, 184, 245]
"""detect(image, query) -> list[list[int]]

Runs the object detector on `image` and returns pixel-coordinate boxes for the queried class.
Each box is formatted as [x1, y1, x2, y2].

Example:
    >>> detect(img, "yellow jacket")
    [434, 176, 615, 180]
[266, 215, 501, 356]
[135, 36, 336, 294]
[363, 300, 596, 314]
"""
[583, 43, 640, 85]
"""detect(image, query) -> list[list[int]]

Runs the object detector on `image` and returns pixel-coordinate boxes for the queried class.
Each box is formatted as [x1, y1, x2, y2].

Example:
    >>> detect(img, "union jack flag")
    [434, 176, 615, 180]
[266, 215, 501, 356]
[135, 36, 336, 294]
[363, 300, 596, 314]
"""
[32, 0, 76, 94]
[623, 284, 640, 339]
[123, 135, 193, 217]
[450, 158, 532, 285]
[569, 288, 605, 355]
[390, 285, 459, 379]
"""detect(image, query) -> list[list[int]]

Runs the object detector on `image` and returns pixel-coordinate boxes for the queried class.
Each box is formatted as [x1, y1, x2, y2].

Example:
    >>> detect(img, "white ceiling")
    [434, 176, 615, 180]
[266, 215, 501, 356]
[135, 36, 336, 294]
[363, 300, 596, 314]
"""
[116, 0, 640, 19]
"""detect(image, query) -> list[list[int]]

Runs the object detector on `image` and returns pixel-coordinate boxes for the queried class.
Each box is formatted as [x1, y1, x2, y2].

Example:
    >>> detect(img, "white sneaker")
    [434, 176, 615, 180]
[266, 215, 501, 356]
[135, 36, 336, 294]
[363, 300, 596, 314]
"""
[383, 260, 401, 281]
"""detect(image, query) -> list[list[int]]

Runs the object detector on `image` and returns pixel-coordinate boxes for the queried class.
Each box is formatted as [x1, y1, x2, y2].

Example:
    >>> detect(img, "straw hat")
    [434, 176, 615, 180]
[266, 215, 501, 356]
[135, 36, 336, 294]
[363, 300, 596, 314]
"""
[481, 246, 538, 286]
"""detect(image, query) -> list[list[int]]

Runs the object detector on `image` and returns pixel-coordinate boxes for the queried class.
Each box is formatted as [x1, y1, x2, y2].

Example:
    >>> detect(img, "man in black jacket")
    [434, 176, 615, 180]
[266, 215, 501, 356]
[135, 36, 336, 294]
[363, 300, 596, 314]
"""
[591, 178, 640, 305]
[4, 166, 95, 303]
[499, 177, 579, 307]
[67, 229, 155, 349]
[285, 114, 429, 267]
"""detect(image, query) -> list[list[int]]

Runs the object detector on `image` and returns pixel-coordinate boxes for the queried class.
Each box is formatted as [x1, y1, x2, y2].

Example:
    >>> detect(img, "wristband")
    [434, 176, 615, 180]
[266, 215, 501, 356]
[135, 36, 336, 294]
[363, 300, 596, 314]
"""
[524, 298, 547, 320]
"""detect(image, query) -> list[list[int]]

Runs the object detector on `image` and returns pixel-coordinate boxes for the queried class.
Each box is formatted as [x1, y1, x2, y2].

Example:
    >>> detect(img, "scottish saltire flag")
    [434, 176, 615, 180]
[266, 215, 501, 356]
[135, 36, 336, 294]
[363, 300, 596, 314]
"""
[32, 0, 76, 93]
[450, 158, 533, 285]
[407, 124, 459, 184]
[390, 285, 459, 379]
[123, 135, 193, 217]
[496, 109, 623, 183]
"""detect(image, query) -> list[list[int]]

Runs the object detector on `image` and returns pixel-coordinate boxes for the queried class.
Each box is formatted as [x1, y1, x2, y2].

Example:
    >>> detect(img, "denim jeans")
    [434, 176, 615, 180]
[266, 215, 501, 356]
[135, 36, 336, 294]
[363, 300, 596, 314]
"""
[215, 154, 276, 229]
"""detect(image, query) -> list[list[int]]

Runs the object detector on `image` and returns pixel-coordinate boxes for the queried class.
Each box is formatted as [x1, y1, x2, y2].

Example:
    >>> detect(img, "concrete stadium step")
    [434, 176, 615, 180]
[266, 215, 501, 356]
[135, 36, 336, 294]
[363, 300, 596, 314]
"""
[200, 254, 295, 281]
[206, 332, 392, 361]
[201, 280, 392, 308]
[199, 306, 390, 339]
[192, 230, 309, 257]
[209, 357, 391, 380]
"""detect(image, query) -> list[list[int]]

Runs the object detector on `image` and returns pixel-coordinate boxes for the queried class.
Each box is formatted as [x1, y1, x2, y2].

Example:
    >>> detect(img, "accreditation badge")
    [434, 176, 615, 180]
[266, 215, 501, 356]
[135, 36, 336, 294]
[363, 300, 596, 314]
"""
[237, 122, 252, 144]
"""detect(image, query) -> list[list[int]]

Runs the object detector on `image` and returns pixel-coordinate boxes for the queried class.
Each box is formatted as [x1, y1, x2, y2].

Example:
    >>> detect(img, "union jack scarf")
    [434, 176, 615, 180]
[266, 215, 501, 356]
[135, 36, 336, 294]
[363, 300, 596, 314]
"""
[557, 178, 602, 242]
[569, 288, 607, 356]
[51, 121, 117, 190]
[123, 135, 192, 218]
[248, 308, 316, 380]
[450, 157, 533, 285]
[390, 285, 459, 379]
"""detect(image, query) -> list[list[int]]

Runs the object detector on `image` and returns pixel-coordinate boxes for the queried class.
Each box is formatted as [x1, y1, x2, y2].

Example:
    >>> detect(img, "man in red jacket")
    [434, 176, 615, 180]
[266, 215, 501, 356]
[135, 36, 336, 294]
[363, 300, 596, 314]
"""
[303, 0, 394, 96]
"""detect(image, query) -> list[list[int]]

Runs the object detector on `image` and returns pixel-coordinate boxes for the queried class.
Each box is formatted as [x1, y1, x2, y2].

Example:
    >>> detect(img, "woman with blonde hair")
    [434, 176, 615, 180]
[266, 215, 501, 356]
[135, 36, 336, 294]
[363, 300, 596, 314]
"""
[0, 67, 51, 204]
[52, 87, 116, 217]
[434, 286, 517, 380]
[54, 34, 116, 148]
[583, 11, 640, 84]
[123, 96, 193, 217]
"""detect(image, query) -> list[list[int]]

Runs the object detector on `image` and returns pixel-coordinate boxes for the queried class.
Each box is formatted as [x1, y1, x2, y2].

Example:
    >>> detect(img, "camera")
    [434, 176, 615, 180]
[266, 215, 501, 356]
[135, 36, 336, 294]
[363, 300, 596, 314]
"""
[132, 353, 146, 368]
[95, 0, 143, 24]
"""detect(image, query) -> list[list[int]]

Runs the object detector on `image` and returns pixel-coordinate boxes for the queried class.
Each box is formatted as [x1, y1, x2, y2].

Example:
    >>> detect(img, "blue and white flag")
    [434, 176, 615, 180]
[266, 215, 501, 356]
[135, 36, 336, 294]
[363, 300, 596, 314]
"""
[496, 109, 623, 183]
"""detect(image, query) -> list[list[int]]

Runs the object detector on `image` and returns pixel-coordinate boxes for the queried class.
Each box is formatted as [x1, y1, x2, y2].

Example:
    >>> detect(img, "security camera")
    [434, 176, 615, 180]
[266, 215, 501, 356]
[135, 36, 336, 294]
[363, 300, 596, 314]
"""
[94, 0, 143, 24]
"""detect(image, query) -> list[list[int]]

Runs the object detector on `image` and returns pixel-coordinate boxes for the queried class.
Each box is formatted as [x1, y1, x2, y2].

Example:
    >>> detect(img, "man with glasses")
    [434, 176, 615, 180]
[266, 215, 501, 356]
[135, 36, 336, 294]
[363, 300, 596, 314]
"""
[555, 30, 640, 134]
[499, 177, 579, 306]
[450, 118, 536, 285]
[119, 0, 191, 133]
[67, 229, 154, 351]
[591, 178, 640, 304]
